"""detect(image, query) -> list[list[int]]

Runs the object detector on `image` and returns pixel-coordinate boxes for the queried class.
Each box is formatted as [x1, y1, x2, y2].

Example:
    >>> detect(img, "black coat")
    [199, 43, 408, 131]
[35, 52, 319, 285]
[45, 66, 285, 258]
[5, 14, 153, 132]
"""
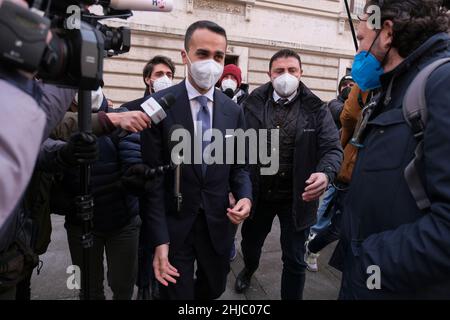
[327, 97, 345, 128]
[337, 32, 450, 299]
[140, 81, 252, 256]
[243, 81, 343, 230]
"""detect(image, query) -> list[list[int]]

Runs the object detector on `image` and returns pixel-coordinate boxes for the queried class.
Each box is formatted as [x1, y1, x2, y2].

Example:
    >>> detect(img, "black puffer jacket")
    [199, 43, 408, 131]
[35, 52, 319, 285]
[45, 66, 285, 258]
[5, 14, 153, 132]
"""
[50, 108, 142, 232]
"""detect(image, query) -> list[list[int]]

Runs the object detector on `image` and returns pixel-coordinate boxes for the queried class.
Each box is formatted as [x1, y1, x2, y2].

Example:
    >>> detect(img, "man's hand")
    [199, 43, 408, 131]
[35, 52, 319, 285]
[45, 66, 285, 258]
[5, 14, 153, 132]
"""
[302, 173, 329, 202]
[107, 111, 151, 133]
[153, 244, 180, 287]
[227, 198, 252, 225]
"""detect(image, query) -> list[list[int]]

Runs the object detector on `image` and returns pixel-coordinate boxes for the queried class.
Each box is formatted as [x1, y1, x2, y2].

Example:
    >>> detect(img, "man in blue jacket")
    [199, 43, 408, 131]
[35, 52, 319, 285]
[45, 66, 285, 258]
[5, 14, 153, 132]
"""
[337, 0, 450, 299]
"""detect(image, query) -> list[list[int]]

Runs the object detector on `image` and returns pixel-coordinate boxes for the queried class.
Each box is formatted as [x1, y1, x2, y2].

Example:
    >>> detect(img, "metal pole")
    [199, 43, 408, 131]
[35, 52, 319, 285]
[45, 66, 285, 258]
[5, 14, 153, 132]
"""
[77, 89, 94, 300]
[344, 0, 359, 52]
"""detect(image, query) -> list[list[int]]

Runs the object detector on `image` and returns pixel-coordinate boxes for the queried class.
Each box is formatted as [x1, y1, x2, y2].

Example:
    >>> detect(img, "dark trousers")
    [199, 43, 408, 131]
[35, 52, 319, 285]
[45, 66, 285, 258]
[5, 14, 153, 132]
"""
[160, 213, 230, 300]
[136, 226, 154, 289]
[241, 201, 309, 300]
[308, 189, 347, 254]
[0, 286, 16, 300]
[15, 269, 33, 300]
[65, 215, 140, 300]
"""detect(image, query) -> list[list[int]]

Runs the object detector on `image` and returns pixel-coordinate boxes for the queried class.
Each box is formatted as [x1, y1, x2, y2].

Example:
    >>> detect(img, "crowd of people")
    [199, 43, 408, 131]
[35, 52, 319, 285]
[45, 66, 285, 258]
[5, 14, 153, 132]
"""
[1, 0, 450, 301]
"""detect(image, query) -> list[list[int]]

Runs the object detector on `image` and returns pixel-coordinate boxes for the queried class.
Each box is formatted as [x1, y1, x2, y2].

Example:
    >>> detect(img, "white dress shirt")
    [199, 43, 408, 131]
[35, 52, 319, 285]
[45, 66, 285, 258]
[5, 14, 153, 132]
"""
[185, 78, 214, 134]
[273, 89, 297, 103]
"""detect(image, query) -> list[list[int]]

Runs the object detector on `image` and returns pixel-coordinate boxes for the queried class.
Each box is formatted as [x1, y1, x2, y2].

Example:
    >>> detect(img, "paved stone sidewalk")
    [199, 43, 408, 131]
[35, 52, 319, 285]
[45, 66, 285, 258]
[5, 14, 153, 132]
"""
[30, 215, 341, 300]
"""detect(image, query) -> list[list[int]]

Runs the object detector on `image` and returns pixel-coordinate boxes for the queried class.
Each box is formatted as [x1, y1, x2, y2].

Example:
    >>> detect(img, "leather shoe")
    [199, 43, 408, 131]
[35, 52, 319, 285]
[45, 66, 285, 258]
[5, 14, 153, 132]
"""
[234, 267, 254, 293]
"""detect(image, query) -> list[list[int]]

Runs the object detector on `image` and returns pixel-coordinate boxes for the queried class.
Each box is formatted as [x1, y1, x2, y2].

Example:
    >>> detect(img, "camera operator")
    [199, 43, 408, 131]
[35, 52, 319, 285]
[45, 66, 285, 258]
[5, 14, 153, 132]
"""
[0, 0, 80, 231]
[40, 90, 145, 300]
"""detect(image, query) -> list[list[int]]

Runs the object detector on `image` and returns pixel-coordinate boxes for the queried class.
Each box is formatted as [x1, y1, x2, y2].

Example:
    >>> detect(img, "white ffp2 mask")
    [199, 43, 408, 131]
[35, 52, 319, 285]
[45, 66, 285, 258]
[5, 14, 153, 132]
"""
[187, 56, 224, 90]
[272, 73, 300, 97]
[153, 75, 173, 92]
[221, 79, 238, 92]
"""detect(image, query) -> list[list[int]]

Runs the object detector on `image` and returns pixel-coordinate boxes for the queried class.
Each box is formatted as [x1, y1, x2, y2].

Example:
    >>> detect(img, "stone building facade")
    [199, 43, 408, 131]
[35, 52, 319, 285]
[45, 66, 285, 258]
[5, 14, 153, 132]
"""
[102, 0, 366, 105]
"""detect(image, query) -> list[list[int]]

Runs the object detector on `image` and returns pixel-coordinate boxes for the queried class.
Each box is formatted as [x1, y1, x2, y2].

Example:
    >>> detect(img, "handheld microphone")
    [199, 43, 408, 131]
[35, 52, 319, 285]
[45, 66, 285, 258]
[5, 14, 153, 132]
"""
[104, 0, 173, 11]
[117, 93, 175, 138]
[140, 93, 176, 125]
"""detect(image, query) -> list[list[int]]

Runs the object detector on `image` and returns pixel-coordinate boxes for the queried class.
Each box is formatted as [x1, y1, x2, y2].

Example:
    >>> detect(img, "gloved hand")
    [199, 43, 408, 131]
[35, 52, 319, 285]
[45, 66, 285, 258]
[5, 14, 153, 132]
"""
[58, 132, 98, 167]
[122, 164, 159, 196]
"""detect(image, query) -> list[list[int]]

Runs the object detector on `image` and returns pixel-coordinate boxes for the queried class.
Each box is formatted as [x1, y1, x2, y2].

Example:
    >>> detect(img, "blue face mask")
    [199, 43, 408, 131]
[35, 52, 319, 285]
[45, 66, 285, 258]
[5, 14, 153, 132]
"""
[351, 51, 384, 92]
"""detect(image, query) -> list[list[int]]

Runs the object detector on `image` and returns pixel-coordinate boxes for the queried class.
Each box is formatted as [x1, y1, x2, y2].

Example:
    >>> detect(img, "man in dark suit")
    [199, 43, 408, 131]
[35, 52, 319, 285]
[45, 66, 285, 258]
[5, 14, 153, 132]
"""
[141, 20, 252, 300]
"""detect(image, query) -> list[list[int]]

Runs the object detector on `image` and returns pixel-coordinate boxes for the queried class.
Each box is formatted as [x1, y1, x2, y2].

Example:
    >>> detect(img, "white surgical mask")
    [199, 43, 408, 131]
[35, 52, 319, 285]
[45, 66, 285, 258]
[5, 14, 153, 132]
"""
[272, 73, 299, 97]
[74, 86, 104, 111]
[187, 55, 224, 90]
[152, 75, 173, 92]
[221, 79, 238, 93]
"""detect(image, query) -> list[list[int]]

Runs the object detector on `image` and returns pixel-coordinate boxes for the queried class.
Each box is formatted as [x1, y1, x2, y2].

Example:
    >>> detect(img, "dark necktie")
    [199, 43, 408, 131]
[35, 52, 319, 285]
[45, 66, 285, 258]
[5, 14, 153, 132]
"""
[277, 98, 289, 106]
[196, 96, 211, 177]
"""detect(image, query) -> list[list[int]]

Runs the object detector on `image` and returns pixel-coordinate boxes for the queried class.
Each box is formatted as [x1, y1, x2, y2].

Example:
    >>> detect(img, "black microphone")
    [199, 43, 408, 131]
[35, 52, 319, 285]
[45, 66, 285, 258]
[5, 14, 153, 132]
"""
[223, 88, 235, 99]
[169, 124, 185, 213]
[118, 93, 176, 138]
[143, 164, 172, 179]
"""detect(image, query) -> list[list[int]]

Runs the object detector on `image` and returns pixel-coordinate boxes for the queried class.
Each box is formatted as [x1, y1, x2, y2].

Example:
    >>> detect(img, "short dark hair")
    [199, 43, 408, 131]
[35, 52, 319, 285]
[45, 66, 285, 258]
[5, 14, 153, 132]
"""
[184, 20, 227, 51]
[142, 55, 176, 87]
[366, 0, 450, 57]
[269, 49, 302, 71]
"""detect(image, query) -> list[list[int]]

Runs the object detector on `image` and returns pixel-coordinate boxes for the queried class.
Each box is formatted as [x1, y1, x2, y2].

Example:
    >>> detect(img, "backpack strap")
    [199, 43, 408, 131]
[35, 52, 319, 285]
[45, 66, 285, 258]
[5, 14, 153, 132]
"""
[402, 57, 450, 211]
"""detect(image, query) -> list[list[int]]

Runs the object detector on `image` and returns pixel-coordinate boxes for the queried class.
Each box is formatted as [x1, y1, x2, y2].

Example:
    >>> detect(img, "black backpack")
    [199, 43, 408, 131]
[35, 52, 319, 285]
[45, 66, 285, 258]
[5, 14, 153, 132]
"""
[402, 57, 450, 211]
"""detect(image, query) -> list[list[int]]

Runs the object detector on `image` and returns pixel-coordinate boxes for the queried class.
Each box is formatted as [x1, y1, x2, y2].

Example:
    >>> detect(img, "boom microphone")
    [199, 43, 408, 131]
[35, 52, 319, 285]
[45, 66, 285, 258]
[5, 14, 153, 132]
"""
[103, 0, 173, 11]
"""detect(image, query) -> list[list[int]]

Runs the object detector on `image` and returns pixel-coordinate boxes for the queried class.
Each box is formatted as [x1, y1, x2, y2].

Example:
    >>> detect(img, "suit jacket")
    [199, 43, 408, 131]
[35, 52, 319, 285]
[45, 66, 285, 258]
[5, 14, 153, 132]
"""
[141, 80, 252, 255]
